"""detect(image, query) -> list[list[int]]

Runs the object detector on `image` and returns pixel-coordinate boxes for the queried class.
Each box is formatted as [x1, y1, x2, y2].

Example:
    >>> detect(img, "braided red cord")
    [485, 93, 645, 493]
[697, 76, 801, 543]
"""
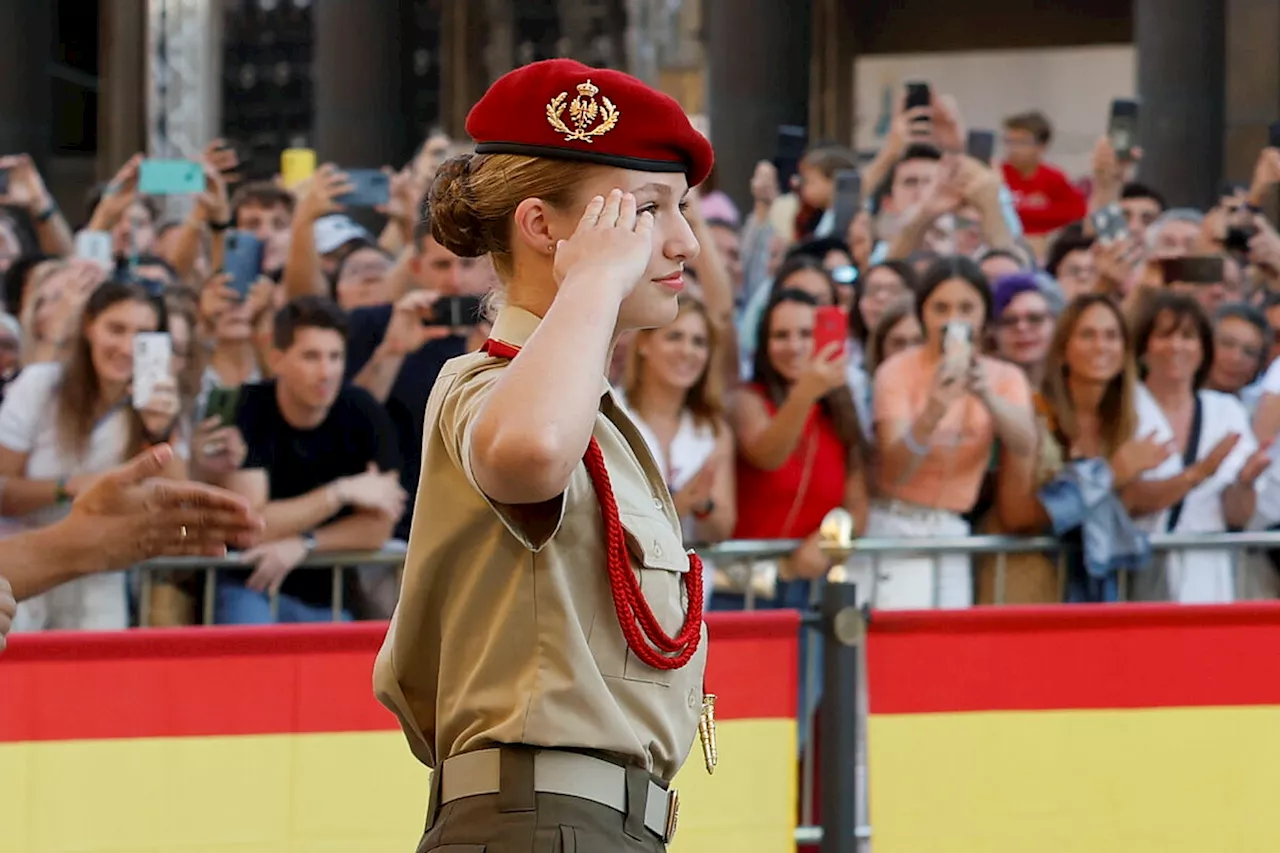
[482, 339, 704, 671]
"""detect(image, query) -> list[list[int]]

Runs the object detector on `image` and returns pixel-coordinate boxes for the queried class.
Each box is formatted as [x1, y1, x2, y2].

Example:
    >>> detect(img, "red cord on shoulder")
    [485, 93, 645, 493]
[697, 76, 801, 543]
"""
[480, 338, 704, 670]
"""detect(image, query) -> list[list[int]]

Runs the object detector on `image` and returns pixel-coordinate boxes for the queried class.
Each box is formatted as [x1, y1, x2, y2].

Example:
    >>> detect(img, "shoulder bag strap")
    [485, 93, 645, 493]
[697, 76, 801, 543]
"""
[1166, 394, 1204, 533]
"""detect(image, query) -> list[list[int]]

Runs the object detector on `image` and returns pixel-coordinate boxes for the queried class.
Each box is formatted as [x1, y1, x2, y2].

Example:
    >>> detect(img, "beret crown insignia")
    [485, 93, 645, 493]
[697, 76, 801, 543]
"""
[546, 78, 620, 143]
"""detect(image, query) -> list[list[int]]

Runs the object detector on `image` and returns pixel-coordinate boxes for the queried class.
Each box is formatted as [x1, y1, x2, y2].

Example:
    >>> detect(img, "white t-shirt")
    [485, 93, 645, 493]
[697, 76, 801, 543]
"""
[1134, 385, 1257, 603]
[619, 395, 718, 604]
[0, 362, 134, 530]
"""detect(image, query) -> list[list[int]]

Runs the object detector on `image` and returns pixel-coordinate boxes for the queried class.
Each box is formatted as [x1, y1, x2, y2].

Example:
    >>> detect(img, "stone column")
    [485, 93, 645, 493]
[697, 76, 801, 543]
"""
[1223, 0, 1280, 210]
[1134, 0, 1226, 208]
[314, 0, 404, 168]
[705, 0, 810, 211]
[0, 0, 52, 172]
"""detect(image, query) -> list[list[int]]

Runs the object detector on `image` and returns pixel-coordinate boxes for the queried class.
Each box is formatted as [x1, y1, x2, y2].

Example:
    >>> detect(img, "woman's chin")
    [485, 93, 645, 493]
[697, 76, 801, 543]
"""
[621, 292, 680, 331]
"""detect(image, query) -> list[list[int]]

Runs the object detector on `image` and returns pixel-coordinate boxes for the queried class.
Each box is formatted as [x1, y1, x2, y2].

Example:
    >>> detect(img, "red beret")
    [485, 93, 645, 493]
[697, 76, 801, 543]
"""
[466, 59, 714, 187]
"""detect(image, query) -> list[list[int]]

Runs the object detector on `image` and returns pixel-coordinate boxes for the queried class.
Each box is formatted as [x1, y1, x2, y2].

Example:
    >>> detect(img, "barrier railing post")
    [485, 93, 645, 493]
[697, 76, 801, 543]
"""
[818, 508, 862, 853]
[819, 573, 861, 853]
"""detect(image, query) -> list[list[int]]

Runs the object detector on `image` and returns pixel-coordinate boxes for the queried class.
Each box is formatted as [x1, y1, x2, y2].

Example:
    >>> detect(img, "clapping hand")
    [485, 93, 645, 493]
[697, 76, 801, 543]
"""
[1109, 431, 1176, 487]
[68, 443, 262, 567]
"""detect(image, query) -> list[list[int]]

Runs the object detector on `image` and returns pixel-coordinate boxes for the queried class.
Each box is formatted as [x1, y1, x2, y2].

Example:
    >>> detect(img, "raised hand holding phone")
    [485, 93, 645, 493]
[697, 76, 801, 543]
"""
[798, 340, 849, 402]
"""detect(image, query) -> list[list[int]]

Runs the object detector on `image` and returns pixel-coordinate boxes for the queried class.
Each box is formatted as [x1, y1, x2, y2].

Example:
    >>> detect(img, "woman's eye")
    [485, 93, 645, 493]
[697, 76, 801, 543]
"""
[678, 201, 691, 214]
[639, 203, 659, 215]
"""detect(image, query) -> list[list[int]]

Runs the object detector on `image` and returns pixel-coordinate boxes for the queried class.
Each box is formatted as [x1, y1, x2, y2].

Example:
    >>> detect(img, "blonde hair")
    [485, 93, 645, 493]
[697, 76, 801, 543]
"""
[1040, 294, 1138, 457]
[427, 153, 603, 279]
[622, 294, 725, 434]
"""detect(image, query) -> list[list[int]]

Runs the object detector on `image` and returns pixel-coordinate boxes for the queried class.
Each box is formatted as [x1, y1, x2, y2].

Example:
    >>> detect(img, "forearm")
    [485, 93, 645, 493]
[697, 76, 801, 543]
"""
[262, 483, 341, 541]
[314, 509, 395, 552]
[880, 402, 946, 485]
[739, 390, 816, 471]
[384, 249, 416, 302]
[34, 213, 75, 257]
[985, 395, 1036, 456]
[161, 217, 205, 278]
[353, 343, 407, 404]
[687, 215, 735, 328]
[975, 190, 1016, 252]
[1120, 470, 1199, 516]
[280, 221, 326, 301]
[885, 209, 936, 259]
[0, 477, 65, 517]
[468, 274, 626, 503]
[378, 219, 410, 255]
[1088, 177, 1121, 214]
[3, 523, 98, 601]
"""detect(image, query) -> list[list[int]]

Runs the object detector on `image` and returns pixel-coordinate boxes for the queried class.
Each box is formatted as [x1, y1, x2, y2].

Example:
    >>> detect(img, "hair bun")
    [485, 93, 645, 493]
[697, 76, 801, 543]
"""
[426, 154, 489, 258]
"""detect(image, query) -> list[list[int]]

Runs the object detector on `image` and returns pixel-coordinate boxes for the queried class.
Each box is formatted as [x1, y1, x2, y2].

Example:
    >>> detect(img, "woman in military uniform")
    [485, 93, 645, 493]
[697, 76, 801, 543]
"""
[374, 58, 714, 852]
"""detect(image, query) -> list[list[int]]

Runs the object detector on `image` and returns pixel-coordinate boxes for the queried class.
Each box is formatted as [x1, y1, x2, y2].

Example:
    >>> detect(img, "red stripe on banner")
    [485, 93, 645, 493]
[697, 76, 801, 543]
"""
[707, 610, 800, 720]
[868, 602, 1280, 715]
[0, 612, 798, 742]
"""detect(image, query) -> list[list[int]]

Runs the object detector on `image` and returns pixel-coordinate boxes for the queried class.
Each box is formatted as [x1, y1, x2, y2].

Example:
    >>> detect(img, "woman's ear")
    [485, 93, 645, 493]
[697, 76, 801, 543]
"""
[512, 198, 558, 259]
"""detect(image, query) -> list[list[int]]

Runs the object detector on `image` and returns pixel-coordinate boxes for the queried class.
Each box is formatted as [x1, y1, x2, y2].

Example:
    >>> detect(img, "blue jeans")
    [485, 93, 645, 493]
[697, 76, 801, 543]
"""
[215, 582, 352, 625]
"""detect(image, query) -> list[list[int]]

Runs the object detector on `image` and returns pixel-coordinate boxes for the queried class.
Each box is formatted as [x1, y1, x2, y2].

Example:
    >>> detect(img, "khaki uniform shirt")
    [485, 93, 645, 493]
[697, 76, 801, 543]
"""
[374, 306, 707, 783]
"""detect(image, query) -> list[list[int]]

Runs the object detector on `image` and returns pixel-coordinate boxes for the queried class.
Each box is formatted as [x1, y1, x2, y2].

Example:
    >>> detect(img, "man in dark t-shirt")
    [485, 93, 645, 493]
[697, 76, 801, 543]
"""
[221, 296, 405, 624]
[345, 223, 494, 539]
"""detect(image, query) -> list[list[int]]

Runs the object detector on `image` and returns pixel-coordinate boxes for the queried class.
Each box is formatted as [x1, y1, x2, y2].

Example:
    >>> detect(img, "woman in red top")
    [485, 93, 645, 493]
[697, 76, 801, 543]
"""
[726, 288, 868, 609]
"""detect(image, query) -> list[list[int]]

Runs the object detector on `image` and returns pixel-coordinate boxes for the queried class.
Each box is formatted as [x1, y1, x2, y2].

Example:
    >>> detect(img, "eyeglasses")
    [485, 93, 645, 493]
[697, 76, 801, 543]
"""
[997, 311, 1050, 329]
[1214, 334, 1263, 363]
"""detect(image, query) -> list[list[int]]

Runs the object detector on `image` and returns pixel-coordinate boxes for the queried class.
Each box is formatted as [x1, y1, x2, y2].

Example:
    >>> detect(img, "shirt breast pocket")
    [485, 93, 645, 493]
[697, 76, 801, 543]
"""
[588, 510, 689, 687]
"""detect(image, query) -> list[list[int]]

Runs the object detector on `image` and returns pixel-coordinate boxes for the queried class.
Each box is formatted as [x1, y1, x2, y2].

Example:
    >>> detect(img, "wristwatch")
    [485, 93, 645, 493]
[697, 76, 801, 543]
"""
[300, 532, 317, 553]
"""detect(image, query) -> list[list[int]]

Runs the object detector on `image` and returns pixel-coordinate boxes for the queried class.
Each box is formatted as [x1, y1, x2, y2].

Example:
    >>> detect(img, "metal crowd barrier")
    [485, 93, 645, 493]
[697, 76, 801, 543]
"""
[134, 529, 1280, 853]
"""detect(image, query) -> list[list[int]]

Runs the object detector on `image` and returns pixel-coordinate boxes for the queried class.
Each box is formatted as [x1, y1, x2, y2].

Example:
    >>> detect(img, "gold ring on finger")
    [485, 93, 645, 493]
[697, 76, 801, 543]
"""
[180, 525, 188, 541]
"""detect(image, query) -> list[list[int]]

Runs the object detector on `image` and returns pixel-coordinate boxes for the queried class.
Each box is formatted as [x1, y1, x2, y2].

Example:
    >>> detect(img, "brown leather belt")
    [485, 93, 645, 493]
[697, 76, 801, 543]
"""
[439, 748, 680, 842]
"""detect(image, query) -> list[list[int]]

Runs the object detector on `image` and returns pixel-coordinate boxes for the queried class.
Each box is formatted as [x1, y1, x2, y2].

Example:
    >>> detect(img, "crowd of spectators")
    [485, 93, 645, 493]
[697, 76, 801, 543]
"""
[3, 81, 1280, 630]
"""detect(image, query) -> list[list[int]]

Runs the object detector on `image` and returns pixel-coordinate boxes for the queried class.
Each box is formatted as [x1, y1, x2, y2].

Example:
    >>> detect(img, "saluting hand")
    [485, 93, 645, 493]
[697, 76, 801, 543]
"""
[552, 188, 655, 296]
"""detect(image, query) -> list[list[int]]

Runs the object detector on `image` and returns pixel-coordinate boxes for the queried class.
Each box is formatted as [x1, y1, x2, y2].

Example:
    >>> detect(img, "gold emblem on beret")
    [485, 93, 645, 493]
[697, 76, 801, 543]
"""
[546, 79, 620, 143]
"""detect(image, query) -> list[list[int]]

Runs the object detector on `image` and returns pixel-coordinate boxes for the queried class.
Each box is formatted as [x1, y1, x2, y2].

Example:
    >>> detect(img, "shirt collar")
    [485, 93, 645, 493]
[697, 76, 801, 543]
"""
[488, 305, 613, 400]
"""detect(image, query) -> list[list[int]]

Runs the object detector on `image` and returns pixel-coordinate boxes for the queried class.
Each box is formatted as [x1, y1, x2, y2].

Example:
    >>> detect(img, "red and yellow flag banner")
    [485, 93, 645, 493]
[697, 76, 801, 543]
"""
[866, 602, 1280, 853]
[0, 612, 797, 853]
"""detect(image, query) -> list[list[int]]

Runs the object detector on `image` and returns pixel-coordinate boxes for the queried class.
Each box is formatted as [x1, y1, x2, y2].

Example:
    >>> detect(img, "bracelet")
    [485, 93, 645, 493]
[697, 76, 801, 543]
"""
[693, 499, 715, 520]
[903, 426, 931, 456]
[55, 476, 72, 504]
[209, 218, 232, 232]
[36, 203, 58, 223]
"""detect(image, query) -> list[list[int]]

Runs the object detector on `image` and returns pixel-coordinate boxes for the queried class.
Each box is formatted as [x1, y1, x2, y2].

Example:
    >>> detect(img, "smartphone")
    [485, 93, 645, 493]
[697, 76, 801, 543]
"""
[904, 80, 932, 110]
[1089, 203, 1130, 243]
[205, 386, 242, 428]
[1108, 98, 1140, 160]
[1161, 256, 1224, 285]
[74, 229, 114, 269]
[774, 125, 808, 195]
[943, 321, 973, 369]
[424, 295, 485, 327]
[830, 169, 861, 244]
[132, 332, 172, 409]
[1269, 121, 1280, 149]
[138, 159, 206, 195]
[281, 148, 316, 189]
[966, 129, 996, 165]
[336, 168, 391, 208]
[813, 306, 848, 356]
[222, 230, 265, 299]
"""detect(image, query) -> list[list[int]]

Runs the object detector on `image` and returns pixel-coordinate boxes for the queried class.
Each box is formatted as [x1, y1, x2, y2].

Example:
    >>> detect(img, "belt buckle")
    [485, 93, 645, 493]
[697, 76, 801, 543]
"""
[664, 788, 680, 843]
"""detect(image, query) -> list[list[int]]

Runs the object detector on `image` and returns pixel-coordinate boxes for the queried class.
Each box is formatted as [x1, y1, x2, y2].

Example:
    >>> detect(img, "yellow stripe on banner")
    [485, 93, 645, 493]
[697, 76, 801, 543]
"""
[869, 705, 1280, 853]
[0, 719, 794, 853]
